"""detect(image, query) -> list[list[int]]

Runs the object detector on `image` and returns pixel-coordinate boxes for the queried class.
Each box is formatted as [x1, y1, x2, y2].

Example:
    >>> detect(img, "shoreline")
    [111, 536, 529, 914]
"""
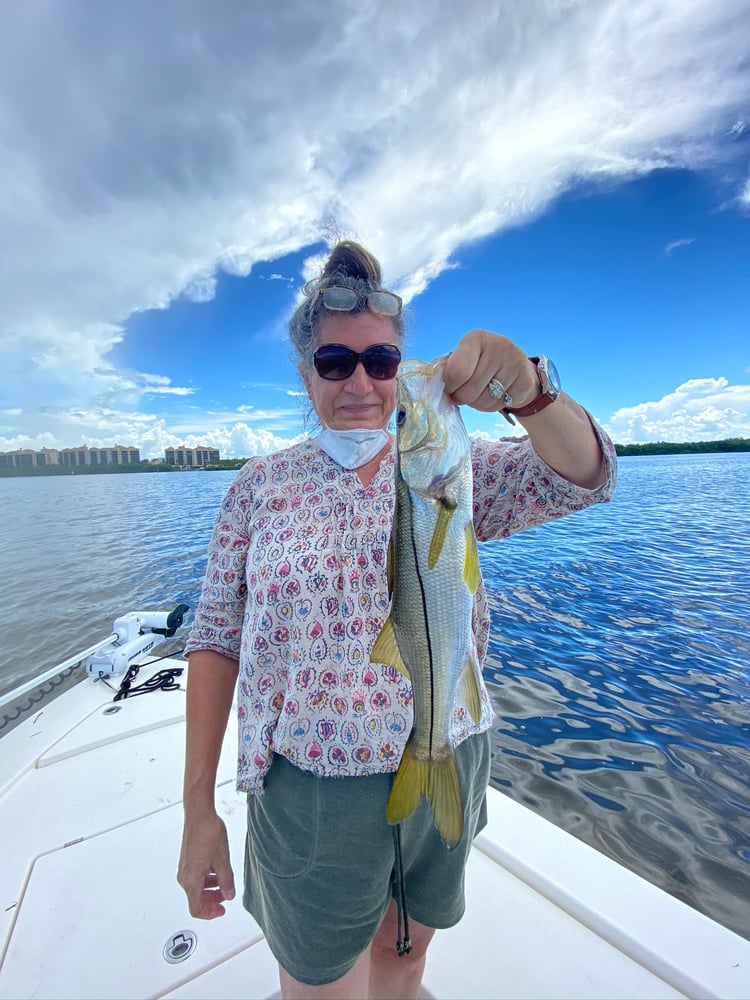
[1, 437, 749, 478]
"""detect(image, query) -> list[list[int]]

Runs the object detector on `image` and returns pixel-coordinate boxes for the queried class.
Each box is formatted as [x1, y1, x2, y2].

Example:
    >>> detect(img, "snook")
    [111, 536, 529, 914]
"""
[371, 356, 482, 848]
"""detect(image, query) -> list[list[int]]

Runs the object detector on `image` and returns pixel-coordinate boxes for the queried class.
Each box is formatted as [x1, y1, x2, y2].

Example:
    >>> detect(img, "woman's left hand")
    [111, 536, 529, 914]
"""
[442, 329, 539, 412]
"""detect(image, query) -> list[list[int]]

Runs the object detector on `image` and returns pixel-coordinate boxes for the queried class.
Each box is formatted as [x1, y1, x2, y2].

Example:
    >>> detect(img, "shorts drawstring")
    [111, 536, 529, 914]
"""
[392, 823, 412, 956]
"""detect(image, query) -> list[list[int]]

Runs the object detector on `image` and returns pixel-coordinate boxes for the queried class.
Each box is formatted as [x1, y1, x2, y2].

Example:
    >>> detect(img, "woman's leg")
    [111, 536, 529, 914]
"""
[279, 902, 435, 1000]
[368, 900, 436, 1000]
[278, 900, 435, 1000]
[278, 948, 370, 999]
[246, 757, 394, 996]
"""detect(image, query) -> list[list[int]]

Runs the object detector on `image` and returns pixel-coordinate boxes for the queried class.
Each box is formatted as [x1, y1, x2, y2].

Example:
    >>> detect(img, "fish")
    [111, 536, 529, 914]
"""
[371, 355, 483, 848]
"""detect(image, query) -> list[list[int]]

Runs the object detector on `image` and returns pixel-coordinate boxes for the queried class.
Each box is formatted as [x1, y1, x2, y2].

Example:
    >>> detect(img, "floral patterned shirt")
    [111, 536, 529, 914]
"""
[185, 427, 616, 793]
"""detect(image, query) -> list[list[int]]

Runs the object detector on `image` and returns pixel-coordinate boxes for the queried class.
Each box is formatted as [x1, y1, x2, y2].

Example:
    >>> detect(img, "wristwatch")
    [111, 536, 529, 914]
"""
[504, 356, 561, 421]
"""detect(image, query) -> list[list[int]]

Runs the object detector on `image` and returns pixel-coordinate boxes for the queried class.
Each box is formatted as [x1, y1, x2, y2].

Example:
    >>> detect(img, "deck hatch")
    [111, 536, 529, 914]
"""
[163, 929, 197, 964]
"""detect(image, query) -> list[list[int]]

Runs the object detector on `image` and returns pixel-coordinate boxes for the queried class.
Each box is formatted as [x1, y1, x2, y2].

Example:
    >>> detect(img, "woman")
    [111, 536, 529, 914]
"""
[178, 241, 616, 999]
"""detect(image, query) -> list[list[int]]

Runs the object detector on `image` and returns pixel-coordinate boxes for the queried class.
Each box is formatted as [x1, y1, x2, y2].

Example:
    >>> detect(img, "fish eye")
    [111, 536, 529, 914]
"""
[396, 408, 406, 426]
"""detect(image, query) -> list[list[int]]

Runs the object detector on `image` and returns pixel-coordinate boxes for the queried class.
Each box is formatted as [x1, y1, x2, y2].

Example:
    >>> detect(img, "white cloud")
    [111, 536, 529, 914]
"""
[262, 273, 294, 284]
[147, 386, 195, 397]
[128, 420, 307, 461]
[0, 406, 164, 454]
[0, 416, 304, 461]
[169, 406, 303, 434]
[183, 424, 307, 458]
[740, 177, 750, 209]
[2, 376, 746, 458]
[603, 377, 750, 443]
[664, 237, 695, 254]
[0, 397, 309, 459]
[1, 0, 749, 447]
[182, 272, 218, 304]
[90, 368, 196, 399]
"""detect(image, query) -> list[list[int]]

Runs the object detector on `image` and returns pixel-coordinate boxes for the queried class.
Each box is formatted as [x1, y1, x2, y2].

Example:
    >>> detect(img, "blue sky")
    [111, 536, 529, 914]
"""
[1, 1, 749, 457]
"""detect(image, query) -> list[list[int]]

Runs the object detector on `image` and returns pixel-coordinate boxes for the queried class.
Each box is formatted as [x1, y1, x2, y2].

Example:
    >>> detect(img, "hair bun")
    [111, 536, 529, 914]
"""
[321, 241, 382, 286]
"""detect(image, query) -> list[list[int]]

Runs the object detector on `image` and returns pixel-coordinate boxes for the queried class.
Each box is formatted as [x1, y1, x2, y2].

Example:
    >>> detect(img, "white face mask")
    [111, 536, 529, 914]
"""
[317, 427, 391, 470]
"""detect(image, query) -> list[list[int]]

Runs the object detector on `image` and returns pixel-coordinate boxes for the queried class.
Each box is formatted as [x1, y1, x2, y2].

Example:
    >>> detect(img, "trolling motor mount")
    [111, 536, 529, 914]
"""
[83, 604, 189, 678]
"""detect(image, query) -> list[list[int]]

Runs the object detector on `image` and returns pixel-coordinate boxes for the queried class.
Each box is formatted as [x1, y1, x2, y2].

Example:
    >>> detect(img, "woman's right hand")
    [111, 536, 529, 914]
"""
[177, 810, 236, 919]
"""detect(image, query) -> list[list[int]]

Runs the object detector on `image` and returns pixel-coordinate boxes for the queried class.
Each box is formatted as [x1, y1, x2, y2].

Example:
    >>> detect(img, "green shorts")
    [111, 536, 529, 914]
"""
[243, 731, 491, 986]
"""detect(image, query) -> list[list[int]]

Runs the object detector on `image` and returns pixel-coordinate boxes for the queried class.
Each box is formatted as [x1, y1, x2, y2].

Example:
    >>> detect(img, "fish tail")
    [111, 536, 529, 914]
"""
[387, 744, 464, 849]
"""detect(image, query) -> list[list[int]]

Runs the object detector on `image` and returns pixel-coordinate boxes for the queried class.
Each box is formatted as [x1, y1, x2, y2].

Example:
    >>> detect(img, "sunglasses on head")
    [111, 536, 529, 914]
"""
[312, 343, 402, 381]
[310, 285, 403, 317]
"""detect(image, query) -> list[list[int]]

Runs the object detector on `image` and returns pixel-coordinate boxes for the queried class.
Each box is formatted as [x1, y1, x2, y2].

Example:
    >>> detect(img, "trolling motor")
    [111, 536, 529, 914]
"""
[84, 604, 189, 678]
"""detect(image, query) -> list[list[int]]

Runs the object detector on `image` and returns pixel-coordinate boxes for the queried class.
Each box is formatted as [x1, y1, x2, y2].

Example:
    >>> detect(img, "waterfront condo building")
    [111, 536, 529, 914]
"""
[164, 446, 220, 468]
[0, 445, 140, 468]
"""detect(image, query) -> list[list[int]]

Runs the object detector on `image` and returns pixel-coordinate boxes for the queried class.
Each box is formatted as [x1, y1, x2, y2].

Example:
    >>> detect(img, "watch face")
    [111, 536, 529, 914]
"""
[545, 358, 561, 395]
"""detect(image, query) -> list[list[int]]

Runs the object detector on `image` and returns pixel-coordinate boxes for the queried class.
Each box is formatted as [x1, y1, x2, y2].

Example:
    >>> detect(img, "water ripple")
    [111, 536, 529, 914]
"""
[482, 453, 750, 941]
[1, 454, 749, 940]
[0, 471, 231, 692]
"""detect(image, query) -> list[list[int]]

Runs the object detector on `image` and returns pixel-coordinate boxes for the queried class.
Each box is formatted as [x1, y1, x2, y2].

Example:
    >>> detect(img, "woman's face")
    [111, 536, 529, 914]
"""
[304, 312, 400, 430]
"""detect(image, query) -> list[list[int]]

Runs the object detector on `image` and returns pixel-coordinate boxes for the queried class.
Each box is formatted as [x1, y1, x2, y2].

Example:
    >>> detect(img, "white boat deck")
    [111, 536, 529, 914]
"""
[1, 656, 749, 1000]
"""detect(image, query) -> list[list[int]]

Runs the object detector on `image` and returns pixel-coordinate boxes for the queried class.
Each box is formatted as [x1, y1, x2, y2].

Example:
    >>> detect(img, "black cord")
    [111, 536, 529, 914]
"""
[113, 648, 185, 701]
[393, 823, 412, 956]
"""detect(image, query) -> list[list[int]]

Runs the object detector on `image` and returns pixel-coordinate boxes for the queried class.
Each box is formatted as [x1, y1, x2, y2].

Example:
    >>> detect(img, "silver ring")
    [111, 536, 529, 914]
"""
[487, 378, 512, 408]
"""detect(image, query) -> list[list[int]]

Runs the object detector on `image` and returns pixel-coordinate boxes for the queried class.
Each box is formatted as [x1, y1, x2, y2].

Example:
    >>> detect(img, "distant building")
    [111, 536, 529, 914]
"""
[59, 445, 140, 467]
[0, 447, 58, 468]
[39, 448, 60, 466]
[165, 445, 220, 467]
[0, 448, 40, 469]
[0, 445, 140, 468]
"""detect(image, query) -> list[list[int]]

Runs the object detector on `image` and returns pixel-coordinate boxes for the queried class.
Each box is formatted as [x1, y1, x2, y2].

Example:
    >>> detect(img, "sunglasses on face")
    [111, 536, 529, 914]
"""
[310, 285, 403, 317]
[312, 343, 402, 381]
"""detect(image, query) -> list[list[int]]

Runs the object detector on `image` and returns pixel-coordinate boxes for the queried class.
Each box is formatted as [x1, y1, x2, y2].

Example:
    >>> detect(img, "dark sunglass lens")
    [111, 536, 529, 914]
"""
[362, 346, 401, 379]
[314, 346, 358, 380]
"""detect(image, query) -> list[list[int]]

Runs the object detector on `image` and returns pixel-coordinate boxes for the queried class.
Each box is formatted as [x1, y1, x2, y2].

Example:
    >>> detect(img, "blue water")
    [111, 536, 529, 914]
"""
[1, 453, 748, 940]
[481, 453, 750, 940]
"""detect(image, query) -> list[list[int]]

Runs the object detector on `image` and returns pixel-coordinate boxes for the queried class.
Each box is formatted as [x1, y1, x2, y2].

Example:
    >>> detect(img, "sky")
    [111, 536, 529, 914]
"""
[1, 0, 749, 459]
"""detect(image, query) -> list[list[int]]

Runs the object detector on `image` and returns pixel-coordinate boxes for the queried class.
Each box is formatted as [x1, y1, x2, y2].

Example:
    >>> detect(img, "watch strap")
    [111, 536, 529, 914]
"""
[505, 392, 558, 418]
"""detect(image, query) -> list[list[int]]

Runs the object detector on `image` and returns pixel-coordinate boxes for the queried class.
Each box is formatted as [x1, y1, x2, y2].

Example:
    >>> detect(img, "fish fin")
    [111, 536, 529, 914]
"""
[370, 617, 410, 679]
[428, 752, 464, 848]
[463, 522, 480, 595]
[428, 497, 457, 569]
[386, 744, 425, 825]
[460, 654, 483, 724]
[387, 745, 464, 849]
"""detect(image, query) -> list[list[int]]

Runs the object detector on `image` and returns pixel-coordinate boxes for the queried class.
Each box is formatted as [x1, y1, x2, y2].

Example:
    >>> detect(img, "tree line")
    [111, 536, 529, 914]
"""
[613, 438, 750, 456]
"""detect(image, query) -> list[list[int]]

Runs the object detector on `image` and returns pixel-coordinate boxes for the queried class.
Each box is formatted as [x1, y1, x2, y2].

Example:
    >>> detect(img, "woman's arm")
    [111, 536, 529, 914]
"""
[444, 329, 608, 489]
[177, 650, 239, 919]
[516, 389, 605, 489]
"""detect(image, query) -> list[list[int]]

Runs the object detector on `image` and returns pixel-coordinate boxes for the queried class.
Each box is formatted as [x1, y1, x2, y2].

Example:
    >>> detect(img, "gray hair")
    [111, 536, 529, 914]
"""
[289, 241, 406, 371]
